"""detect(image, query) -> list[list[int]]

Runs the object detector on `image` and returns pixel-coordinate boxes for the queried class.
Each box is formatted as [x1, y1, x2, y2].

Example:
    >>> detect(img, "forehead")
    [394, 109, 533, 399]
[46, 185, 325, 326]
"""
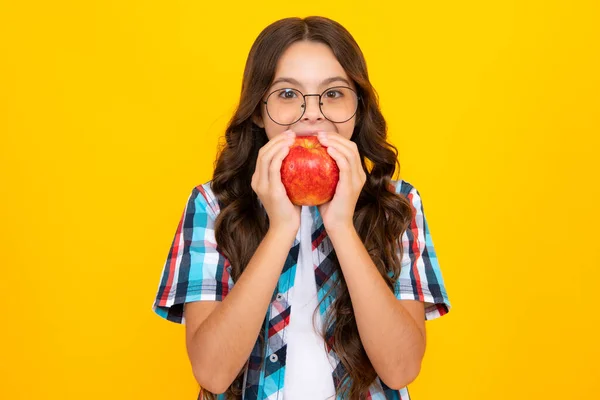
[272, 41, 351, 89]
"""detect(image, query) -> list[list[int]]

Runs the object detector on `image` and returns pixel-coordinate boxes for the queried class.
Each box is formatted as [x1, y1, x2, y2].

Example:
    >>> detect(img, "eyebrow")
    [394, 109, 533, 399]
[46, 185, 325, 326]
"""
[270, 76, 352, 88]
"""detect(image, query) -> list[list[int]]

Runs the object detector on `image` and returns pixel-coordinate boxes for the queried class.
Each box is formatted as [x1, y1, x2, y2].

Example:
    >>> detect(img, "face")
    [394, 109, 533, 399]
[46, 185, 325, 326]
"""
[252, 40, 358, 141]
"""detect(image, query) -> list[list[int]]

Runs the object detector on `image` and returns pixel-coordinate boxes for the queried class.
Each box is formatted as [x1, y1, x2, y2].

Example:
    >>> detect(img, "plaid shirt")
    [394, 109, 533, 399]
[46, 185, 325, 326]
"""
[153, 179, 451, 400]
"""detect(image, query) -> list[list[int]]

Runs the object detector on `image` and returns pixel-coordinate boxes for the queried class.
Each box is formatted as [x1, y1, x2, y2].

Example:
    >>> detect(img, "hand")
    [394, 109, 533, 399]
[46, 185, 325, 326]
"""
[251, 130, 301, 233]
[316, 131, 367, 233]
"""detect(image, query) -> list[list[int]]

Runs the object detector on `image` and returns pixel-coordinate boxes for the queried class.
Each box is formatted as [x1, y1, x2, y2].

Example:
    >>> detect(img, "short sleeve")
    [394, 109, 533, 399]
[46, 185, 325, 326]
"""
[152, 184, 234, 324]
[393, 180, 451, 321]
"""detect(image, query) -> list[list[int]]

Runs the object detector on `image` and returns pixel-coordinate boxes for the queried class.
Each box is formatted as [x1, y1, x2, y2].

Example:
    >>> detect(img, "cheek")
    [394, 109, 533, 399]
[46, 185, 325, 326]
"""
[259, 106, 278, 140]
[264, 121, 289, 140]
[338, 120, 356, 140]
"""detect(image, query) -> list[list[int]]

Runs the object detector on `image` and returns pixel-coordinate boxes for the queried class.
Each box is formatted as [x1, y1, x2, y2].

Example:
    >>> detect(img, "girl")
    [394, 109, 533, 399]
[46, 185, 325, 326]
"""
[153, 16, 451, 400]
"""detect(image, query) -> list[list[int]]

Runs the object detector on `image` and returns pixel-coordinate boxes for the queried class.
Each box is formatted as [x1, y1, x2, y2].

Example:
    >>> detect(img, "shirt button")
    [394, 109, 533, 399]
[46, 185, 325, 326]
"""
[276, 293, 284, 301]
[269, 353, 278, 363]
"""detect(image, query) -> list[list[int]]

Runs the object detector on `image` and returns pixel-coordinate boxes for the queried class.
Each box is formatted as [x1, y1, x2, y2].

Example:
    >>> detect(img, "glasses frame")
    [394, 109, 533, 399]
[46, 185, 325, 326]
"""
[262, 85, 361, 126]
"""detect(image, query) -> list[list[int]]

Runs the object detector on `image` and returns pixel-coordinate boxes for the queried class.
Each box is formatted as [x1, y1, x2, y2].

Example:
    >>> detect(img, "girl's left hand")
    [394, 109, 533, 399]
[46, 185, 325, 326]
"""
[316, 131, 367, 233]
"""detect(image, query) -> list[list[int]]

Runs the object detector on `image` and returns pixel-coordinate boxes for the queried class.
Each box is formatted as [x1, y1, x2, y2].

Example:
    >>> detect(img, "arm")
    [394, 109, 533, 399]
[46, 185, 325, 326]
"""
[185, 131, 302, 393]
[185, 226, 297, 394]
[313, 131, 428, 389]
[327, 224, 426, 390]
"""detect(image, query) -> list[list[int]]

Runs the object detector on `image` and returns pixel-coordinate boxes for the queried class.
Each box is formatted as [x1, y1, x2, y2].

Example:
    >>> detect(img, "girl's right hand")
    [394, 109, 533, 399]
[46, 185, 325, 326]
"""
[251, 130, 301, 232]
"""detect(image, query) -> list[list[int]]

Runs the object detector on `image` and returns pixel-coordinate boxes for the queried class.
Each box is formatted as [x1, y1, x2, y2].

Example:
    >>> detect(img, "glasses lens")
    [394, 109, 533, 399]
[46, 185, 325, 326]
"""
[265, 87, 359, 124]
[321, 87, 358, 123]
[266, 89, 304, 125]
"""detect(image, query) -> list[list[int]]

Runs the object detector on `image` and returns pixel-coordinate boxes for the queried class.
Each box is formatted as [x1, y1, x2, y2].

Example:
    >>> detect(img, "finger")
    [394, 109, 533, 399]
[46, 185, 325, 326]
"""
[316, 133, 352, 186]
[260, 133, 295, 187]
[260, 130, 294, 156]
[325, 145, 352, 190]
[320, 135, 354, 171]
[257, 130, 294, 187]
[323, 137, 365, 189]
[269, 140, 293, 194]
[318, 133, 363, 177]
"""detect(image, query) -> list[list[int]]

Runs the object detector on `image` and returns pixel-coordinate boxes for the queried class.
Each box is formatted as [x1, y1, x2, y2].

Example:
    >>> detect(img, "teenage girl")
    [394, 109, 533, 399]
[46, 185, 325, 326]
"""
[153, 15, 451, 400]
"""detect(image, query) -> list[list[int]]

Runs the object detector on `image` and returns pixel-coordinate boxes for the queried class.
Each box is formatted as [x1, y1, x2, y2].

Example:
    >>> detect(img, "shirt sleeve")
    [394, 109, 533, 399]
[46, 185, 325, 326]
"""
[152, 184, 234, 324]
[393, 180, 451, 321]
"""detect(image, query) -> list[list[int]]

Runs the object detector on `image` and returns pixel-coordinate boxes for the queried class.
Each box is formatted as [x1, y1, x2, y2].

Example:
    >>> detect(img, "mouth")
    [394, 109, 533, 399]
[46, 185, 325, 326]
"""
[293, 130, 321, 137]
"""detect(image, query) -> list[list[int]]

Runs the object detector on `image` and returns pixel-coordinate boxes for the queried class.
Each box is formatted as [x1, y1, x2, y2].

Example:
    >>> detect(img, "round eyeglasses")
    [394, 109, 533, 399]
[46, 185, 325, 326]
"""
[262, 86, 360, 125]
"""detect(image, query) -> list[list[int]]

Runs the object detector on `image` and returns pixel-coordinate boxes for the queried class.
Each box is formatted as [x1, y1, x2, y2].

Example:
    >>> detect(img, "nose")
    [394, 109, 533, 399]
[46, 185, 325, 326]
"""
[301, 95, 324, 121]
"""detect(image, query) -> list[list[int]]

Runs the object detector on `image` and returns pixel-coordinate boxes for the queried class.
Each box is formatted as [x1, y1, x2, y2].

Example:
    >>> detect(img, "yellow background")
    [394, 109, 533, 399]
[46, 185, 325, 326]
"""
[1, 0, 599, 398]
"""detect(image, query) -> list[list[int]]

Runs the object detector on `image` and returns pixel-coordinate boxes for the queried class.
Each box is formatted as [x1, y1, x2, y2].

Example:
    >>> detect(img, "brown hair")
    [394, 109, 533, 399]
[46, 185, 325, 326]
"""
[205, 16, 413, 399]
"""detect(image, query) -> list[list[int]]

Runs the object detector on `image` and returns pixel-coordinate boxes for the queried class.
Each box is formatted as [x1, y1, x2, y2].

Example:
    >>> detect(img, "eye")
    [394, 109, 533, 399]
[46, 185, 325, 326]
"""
[325, 89, 343, 98]
[278, 89, 298, 99]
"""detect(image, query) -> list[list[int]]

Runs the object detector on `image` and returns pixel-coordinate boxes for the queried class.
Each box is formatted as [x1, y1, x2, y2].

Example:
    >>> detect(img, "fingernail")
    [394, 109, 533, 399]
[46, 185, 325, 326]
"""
[286, 131, 295, 137]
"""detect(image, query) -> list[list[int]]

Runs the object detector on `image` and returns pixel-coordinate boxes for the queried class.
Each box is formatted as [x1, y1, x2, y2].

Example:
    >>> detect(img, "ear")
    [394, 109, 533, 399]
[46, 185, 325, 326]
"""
[252, 110, 265, 128]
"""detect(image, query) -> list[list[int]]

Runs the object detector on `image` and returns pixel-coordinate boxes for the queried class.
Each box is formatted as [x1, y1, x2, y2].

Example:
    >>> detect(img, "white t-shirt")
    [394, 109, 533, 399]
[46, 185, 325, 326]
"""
[282, 206, 336, 400]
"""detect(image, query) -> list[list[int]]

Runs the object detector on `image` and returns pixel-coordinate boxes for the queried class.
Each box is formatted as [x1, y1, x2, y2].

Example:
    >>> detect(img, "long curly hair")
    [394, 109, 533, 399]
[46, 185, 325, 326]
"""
[202, 16, 414, 400]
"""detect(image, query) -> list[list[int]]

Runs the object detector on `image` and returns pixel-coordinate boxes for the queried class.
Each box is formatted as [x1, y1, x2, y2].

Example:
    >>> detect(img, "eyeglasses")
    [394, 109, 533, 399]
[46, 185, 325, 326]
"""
[262, 86, 360, 125]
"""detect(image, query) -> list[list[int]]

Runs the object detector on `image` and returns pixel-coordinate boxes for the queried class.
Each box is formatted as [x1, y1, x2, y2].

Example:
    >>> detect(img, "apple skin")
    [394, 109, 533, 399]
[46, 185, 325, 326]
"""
[280, 135, 340, 206]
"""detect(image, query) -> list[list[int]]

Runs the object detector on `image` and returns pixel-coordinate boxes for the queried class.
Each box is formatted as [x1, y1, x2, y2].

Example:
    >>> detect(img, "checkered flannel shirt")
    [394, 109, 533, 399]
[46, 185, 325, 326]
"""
[152, 179, 451, 399]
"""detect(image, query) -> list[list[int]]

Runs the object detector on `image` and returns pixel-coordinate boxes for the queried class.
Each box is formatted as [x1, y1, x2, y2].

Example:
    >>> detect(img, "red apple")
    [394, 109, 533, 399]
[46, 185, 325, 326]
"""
[280, 135, 339, 206]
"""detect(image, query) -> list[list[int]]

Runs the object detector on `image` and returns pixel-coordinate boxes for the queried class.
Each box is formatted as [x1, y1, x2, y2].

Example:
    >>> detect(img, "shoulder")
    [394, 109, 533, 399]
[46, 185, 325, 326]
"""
[390, 179, 425, 219]
[187, 180, 221, 220]
[390, 178, 417, 197]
